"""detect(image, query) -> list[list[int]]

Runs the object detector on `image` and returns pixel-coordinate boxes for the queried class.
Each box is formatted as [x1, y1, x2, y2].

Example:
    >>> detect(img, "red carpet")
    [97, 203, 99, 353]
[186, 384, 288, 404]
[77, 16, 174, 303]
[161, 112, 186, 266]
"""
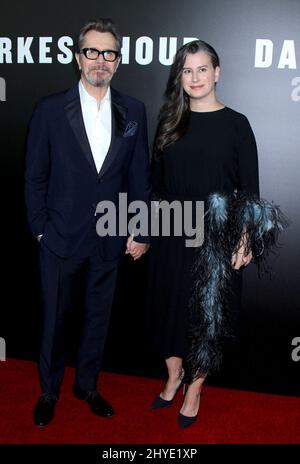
[0, 359, 299, 444]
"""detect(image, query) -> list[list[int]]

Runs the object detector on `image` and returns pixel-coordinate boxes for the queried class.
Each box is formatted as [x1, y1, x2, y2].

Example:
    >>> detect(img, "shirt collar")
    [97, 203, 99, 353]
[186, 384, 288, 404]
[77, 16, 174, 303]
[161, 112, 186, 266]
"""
[79, 80, 111, 107]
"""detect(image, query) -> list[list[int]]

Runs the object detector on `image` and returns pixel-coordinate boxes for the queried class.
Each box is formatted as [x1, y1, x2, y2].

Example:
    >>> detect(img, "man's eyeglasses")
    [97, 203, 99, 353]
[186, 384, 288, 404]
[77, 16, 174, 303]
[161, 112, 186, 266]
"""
[80, 48, 120, 62]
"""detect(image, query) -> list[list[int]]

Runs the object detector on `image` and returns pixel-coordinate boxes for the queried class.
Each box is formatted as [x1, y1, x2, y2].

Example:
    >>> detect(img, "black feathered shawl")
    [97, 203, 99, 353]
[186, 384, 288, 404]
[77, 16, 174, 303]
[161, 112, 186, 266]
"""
[185, 192, 289, 383]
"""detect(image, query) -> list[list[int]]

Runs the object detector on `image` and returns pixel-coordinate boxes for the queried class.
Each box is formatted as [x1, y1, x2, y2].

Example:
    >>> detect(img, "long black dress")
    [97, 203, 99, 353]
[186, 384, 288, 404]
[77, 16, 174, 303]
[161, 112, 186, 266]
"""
[147, 107, 259, 361]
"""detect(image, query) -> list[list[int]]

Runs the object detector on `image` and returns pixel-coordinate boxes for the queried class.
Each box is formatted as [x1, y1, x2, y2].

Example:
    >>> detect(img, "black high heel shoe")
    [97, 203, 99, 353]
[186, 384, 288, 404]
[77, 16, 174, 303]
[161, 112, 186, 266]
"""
[151, 380, 184, 409]
[178, 411, 198, 428]
[178, 392, 201, 429]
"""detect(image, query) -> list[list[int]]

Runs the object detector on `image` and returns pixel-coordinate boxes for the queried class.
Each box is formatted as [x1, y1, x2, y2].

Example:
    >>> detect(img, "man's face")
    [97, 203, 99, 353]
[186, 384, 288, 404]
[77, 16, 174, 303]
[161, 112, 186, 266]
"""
[76, 30, 120, 88]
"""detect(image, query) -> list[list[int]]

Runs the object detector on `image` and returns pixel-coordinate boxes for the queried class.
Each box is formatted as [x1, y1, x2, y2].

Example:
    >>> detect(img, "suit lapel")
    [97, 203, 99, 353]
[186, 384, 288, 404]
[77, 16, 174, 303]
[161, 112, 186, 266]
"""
[64, 84, 98, 175]
[98, 88, 127, 178]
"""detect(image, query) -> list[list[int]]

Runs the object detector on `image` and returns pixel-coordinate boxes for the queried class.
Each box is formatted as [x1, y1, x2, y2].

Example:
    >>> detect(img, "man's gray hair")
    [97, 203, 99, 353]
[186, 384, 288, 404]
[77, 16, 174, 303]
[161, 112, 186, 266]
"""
[77, 18, 122, 53]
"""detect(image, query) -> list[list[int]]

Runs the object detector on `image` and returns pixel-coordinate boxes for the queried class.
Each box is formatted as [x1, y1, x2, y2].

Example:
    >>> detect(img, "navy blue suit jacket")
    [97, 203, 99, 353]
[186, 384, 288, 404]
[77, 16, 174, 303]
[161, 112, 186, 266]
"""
[25, 84, 151, 260]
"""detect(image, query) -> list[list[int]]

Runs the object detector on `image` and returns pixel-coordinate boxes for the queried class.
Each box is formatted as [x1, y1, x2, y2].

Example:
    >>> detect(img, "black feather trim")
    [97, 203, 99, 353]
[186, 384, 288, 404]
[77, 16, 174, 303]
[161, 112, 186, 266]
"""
[184, 192, 289, 383]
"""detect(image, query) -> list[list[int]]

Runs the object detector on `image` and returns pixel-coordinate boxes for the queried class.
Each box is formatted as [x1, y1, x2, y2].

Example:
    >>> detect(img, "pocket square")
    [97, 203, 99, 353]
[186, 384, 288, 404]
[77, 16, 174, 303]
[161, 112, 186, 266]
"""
[124, 121, 138, 137]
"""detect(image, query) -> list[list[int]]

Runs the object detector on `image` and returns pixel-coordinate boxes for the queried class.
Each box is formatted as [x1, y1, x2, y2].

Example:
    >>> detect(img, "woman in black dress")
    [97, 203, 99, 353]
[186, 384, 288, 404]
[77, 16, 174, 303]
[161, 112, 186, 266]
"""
[148, 40, 259, 428]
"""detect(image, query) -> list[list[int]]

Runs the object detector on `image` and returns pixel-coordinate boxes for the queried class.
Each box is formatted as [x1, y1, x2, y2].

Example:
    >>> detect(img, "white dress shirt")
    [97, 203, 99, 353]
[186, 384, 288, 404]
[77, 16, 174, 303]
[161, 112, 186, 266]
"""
[79, 81, 112, 173]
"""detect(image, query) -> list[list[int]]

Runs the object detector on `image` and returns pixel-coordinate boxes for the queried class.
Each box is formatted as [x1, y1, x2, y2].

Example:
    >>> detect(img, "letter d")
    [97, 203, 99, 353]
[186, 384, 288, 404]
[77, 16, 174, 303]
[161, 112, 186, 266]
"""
[254, 39, 273, 68]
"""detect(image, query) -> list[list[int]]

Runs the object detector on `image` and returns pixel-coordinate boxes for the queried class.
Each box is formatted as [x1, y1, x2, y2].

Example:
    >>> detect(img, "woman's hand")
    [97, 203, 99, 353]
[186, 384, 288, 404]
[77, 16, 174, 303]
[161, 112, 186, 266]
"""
[125, 235, 150, 260]
[231, 230, 252, 270]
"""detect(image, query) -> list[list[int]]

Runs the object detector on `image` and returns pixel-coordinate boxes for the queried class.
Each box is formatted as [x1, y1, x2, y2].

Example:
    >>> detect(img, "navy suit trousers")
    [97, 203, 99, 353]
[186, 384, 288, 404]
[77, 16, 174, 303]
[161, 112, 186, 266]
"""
[38, 226, 119, 395]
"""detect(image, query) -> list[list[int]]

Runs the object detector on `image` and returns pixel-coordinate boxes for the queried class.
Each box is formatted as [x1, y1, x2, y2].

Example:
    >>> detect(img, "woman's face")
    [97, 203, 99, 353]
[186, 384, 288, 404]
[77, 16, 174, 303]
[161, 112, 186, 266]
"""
[181, 51, 220, 102]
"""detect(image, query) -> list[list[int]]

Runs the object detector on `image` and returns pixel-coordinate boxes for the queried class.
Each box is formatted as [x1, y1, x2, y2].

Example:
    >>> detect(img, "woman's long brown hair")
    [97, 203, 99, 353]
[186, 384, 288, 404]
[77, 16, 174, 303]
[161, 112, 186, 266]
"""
[153, 40, 220, 158]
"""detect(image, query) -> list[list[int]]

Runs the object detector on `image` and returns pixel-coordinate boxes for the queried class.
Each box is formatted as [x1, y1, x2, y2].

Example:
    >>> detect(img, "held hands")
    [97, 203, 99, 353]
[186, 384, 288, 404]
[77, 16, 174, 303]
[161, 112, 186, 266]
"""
[231, 230, 253, 270]
[125, 235, 150, 261]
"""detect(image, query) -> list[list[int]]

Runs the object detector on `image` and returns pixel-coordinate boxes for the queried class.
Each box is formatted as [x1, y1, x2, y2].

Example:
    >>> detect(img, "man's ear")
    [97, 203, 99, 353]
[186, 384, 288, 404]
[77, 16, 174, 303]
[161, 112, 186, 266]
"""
[75, 53, 81, 71]
[115, 57, 121, 72]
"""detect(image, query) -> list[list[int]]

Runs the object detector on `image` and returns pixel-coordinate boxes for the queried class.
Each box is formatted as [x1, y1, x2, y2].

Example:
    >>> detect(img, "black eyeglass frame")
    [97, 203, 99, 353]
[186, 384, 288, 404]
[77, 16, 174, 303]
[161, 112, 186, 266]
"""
[80, 48, 120, 62]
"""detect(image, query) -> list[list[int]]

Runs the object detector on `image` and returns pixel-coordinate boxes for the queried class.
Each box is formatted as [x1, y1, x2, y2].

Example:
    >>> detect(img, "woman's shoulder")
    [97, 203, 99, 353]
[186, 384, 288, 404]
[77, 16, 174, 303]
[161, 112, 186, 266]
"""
[223, 107, 253, 132]
[223, 106, 249, 122]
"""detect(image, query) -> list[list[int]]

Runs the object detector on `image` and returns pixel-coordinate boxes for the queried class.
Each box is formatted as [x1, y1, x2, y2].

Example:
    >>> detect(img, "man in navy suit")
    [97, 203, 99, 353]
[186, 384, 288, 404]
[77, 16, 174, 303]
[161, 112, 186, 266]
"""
[25, 18, 150, 426]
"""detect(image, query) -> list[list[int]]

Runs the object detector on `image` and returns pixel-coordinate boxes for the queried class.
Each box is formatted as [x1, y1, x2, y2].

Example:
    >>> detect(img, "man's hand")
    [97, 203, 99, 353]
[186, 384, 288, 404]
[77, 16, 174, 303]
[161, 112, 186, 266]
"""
[125, 235, 149, 260]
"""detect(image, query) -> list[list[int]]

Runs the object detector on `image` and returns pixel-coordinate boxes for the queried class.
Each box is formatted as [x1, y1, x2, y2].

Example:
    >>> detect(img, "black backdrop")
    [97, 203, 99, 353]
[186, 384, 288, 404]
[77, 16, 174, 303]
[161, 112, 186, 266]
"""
[1, 0, 299, 395]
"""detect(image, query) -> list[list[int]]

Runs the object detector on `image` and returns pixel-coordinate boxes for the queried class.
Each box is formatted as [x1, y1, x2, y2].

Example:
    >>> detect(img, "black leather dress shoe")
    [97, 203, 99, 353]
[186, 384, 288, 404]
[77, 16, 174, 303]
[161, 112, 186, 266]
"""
[33, 393, 58, 426]
[73, 385, 115, 417]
